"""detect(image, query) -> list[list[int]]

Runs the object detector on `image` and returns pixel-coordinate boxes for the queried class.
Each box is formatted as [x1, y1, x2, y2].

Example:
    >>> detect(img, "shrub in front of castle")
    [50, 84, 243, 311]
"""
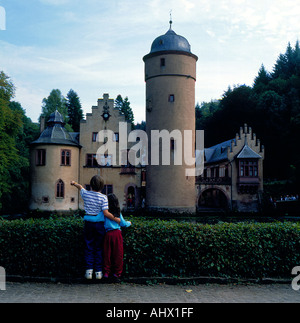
[0, 216, 299, 280]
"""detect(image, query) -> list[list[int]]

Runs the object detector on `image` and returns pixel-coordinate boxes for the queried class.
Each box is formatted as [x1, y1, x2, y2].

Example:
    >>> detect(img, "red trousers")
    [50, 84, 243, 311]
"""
[103, 229, 124, 277]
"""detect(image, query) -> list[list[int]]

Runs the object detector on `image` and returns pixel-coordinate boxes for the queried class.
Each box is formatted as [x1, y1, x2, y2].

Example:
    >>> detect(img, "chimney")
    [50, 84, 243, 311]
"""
[40, 116, 45, 133]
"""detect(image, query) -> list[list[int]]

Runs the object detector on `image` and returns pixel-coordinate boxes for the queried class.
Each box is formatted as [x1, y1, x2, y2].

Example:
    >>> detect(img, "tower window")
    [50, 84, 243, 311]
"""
[36, 149, 46, 166]
[61, 149, 71, 166]
[56, 179, 64, 199]
[160, 58, 166, 67]
[169, 94, 175, 102]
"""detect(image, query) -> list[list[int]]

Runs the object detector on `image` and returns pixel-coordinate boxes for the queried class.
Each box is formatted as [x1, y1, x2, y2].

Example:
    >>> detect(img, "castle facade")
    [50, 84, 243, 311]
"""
[29, 24, 264, 213]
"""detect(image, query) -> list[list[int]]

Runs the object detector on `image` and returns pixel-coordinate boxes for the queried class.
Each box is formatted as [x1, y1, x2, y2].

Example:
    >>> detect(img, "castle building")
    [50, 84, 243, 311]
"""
[197, 124, 264, 212]
[30, 95, 143, 212]
[29, 23, 264, 214]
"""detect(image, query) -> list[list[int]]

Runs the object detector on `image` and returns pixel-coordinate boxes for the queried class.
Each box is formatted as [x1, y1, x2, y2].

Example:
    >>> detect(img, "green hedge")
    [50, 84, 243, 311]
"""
[1, 216, 300, 279]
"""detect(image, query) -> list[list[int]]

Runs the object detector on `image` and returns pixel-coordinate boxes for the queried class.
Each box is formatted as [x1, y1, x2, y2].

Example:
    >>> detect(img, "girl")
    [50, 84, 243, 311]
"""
[103, 193, 131, 281]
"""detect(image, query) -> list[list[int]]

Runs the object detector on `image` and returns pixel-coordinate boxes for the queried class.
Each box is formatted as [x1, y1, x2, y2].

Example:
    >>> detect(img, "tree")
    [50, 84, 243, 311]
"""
[0, 72, 24, 212]
[135, 120, 146, 131]
[40, 89, 71, 130]
[4, 101, 40, 213]
[195, 100, 220, 131]
[272, 42, 300, 80]
[115, 94, 134, 128]
[253, 64, 272, 94]
[206, 85, 256, 145]
[66, 89, 83, 132]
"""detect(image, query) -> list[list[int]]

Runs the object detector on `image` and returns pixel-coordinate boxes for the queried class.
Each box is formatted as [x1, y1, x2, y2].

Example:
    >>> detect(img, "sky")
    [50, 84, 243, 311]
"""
[0, 0, 299, 124]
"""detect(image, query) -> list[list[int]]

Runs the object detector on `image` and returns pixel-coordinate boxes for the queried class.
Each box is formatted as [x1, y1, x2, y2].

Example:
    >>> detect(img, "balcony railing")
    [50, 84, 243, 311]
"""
[120, 166, 136, 175]
[196, 176, 231, 185]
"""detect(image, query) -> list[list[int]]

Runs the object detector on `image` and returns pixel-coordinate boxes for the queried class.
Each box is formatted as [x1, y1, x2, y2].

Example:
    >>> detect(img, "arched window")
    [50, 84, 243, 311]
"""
[56, 179, 64, 198]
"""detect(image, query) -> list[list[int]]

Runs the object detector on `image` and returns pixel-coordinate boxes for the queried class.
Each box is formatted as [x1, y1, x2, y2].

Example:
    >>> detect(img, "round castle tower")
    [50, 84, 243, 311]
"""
[30, 111, 81, 211]
[143, 22, 198, 213]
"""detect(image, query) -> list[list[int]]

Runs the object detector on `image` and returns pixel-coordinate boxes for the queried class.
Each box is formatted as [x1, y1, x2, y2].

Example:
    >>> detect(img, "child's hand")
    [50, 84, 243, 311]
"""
[70, 181, 76, 186]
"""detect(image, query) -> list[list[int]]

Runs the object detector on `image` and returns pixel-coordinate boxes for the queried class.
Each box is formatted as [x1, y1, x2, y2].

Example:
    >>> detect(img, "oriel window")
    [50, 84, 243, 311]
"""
[239, 160, 259, 177]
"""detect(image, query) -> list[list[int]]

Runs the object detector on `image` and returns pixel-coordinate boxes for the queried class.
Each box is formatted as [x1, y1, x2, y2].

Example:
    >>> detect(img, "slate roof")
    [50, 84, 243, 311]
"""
[204, 138, 262, 164]
[236, 144, 262, 159]
[31, 111, 80, 147]
[204, 139, 235, 164]
[150, 28, 191, 54]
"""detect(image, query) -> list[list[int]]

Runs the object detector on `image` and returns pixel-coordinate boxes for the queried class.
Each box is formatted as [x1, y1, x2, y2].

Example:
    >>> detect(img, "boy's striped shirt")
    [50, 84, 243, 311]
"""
[80, 188, 108, 215]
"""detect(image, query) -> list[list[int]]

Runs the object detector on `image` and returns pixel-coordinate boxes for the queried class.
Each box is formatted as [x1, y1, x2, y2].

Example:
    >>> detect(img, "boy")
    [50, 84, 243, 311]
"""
[71, 175, 121, 280]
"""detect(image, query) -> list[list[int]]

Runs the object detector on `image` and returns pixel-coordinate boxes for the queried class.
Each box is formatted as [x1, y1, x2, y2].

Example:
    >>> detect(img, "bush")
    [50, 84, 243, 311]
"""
[1, 216, 300, 279]
[0, 217, 85, 278]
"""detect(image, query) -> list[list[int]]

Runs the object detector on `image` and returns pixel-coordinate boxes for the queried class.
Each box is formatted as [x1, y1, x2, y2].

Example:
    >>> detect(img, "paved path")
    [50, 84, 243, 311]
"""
[1, 282, 300, 303]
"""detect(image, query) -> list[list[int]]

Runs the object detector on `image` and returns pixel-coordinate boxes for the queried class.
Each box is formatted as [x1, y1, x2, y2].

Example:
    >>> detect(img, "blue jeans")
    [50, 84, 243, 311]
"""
[84, 221, 105, 272]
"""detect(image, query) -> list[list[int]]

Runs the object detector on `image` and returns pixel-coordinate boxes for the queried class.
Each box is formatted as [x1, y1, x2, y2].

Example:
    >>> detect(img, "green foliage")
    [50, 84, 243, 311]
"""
[0, 217, 85, 277]
[0, 71, 40, 213]
[40, 89, 72, 132]
[0, 72, 24, 211]
[1, 217, 299, 280]
[115, 94, 134, 128]
[66, 89, 84, 132]
[0, 71, 15, 101]
[196, 41, 300, 184]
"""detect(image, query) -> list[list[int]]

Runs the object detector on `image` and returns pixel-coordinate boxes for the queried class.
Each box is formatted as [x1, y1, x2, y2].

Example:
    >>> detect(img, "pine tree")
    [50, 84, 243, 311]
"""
[115, 94, 134, 128]
[66, 89, 83, 132]
[253, 64, 271, 94]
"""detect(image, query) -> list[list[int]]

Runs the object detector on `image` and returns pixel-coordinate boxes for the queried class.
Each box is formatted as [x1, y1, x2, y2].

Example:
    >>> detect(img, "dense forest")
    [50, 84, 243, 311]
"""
[0, 42, 299, 214]
[196, 41, 300, 188]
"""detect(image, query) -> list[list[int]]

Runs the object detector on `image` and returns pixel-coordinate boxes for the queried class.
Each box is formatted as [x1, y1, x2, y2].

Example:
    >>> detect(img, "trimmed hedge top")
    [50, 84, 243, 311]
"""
[1, 216, 300, 279]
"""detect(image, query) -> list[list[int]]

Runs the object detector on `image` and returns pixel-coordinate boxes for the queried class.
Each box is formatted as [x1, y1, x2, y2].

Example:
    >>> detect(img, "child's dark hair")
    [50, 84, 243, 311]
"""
[90, 175, 104, 192]
[107, 193, 121, 218]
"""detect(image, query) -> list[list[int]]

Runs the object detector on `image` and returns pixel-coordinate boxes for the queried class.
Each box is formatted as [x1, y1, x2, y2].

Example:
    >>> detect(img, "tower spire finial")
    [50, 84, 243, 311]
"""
[169, 10, 173, 29]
